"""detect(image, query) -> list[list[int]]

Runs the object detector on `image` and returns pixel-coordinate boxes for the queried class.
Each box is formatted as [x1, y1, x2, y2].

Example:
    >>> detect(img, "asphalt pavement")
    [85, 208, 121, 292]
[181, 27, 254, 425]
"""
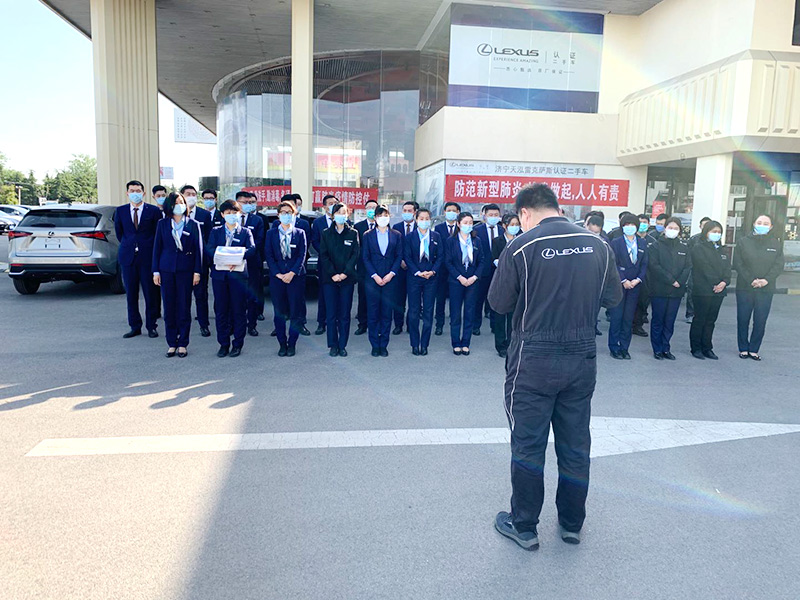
[1, 273, 798, 600]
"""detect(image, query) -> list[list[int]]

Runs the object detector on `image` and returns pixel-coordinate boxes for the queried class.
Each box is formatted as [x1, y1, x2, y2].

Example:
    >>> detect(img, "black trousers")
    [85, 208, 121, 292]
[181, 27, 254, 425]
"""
[356, 278, 368, 329]
[493, 311, 512, 353]
[633, 282, 650, 328]
[504, 340, 596, 534]
[689, 295, 724, 353]
[736, 290, 774, 353]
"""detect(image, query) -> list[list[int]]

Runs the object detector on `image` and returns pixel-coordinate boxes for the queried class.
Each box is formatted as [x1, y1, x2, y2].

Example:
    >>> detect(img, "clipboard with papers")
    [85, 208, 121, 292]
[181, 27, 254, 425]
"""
[214, 246, 246, 272]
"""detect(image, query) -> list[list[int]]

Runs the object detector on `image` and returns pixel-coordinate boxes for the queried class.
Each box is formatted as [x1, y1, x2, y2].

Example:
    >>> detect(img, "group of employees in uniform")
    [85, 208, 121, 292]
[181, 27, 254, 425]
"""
[116, 180, 784, 362]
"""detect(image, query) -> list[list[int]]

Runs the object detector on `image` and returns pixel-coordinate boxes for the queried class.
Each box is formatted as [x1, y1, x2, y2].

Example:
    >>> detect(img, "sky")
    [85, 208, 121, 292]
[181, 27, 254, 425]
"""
[0, 0, 217, 187]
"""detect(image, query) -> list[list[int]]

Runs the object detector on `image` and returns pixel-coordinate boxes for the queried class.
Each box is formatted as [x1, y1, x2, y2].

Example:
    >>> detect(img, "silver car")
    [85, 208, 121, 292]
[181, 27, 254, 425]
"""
[7, 204, 124, 295]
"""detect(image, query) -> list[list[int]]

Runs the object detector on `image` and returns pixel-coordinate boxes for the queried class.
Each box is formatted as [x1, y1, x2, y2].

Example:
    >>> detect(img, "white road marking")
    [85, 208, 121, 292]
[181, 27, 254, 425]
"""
[25, 417, 800, 458]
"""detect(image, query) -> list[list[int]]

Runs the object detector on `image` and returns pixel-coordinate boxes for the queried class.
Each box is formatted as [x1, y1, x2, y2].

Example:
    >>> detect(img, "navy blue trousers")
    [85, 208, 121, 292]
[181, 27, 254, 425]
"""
[316, 279, 326, 326]
[473, 272, 493, 330]
[323, 282, 355, 350]
[650, 296, 682, 354]
[608, 286, 640, 352]
[736, 290, 774, 353]
[407, 274, 437, 350]
[192, 265, 210, 329]
[393, 267, 409, 329]
[435, 269, 449, 329]
[449, 280, 479, 348]
[212, 275, 247, 349]
[161, 271, 194, 348]
[366, 277, 397, 349]
[356, 278, 368, 329]
[245, 259, 263, 329]
[121, 252, 158, 331]
[270, 274, 304, 347]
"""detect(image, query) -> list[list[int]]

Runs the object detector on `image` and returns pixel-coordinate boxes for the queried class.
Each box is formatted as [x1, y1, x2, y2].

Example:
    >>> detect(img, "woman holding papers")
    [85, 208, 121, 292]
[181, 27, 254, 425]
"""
[206, 199, 256, 358]
[152, 192, 202, 358]
[264, 199, 308, 357]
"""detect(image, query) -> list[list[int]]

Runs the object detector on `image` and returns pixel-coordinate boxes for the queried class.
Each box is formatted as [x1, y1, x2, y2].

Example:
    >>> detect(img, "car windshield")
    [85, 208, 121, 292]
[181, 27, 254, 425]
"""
[19, 210, 100, 229]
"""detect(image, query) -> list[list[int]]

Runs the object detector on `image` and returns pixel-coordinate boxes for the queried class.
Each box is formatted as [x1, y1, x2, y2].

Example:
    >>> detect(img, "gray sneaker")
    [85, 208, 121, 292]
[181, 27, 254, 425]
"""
[559, 525, 581, 545]
[494, 512, 539, 551]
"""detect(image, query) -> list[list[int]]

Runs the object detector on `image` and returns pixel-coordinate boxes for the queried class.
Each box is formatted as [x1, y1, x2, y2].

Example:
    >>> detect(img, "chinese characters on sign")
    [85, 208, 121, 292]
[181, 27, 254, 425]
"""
[242, 186, 380, 208]
[444, 175, 629, 206]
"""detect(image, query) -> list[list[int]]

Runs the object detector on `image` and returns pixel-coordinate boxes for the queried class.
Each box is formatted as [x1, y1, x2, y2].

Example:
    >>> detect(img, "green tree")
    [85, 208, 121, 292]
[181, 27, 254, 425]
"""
[42, 154, 98, 203]
[0, 152, 39, 205]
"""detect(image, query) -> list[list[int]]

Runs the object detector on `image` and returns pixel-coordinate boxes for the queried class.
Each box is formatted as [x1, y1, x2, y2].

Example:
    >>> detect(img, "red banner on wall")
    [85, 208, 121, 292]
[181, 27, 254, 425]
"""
[444, 175, 629, 206]
[243, 186, 380, 208]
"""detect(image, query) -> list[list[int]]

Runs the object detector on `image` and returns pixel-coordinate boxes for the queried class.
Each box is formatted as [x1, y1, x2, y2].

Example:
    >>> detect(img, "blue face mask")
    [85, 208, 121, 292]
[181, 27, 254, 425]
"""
[445, 211, 458, 222]
[128, 192, 143, 204]
[753, 225, 770, 236]
[241, 203, 256, 213]
[173, 204, 186, 216]
[507, 225, 521, 236]
[402, 212, 415, 222]
[623, 225, 637, 237]
[460, 224, 473, 235]
[279, 213, 293, 225]
[486, 216, 501, 227]
[334, 214, 347, 225]
[224, 213, 241, 226]
[655, 224, 665, 233]
[708, 232, 722, 243]
[366, 209, 376, 219]
[638, 222, 649, 233]
[155, 196, 166, 206]
[417, 220, 431, 230]
[203, 199, 216, 210]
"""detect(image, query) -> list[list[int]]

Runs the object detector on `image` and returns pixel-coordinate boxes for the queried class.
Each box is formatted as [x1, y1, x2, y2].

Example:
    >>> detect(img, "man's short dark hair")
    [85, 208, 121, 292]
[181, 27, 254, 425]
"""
[179, 184, 197, 194]
[515, 184, 559, 214]
[235, 191, 250, 200]
[364, 199, 379, 208]
[201, 189, 217, 198]
[323, 194, 338, 203]
[126, 180, 144, 191]
[444, 202, 461, 212]
[638, 214, 649, 221]
[655, 213, 668, 222]
[152, 185, 167, 195]
[621, 214, 639, 228]
[618, 210, 632, 220]
[219, 200, 241, 213]
[483, 203, 501, 214]
[586, 215, 604, 229]
[281, 193, 294, 202]
[293, 193, 303, 206]
[417, 208, 431, 219]
[700, 216, 711, 224]
[403, 201, 418, 210]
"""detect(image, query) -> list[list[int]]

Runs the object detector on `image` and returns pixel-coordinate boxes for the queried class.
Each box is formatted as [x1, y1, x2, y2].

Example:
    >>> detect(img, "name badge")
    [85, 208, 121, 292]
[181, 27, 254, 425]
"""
[678, 251, 686, 256]
[344, 240, 353, 246]
[182, 231, 190, 236]
[233, 238, 240, 242]
[290, 244, 297, 248]
[767, 248, 777, 252]
[246, 225, 254, 229]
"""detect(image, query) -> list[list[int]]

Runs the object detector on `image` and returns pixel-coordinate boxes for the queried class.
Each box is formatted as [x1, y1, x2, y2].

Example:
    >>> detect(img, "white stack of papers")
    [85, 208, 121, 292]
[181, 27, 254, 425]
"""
[214, 246, 246, 272]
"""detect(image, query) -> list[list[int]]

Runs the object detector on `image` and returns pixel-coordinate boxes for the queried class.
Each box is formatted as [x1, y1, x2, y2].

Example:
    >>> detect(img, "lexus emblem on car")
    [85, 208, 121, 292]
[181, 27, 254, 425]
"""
[48, 231, 55, 237]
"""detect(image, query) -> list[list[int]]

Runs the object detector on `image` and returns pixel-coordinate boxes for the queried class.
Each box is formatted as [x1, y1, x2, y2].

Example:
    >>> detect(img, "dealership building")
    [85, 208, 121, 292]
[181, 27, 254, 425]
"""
[43, 0, 800, 266]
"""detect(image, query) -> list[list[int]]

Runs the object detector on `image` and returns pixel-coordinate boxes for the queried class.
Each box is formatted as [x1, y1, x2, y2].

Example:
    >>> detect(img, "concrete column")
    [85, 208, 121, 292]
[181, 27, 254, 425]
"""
[90, 0, 160, 206]
[692, 154, 733, 235]
[291, 0, 314, 204]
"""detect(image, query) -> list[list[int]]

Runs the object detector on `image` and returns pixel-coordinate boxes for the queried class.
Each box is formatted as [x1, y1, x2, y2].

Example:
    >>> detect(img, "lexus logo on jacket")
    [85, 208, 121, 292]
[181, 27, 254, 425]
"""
[541, 247, 595, 260]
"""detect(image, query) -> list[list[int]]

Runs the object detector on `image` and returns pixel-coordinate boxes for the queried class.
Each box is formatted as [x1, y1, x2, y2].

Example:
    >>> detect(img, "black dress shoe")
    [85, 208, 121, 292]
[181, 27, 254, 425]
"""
[610, 350, 624, 359]
[166, 349, 177, 358]
[148, 329, 159, 338]
[653, 352, 664, 360]
[434, 327, 443, 336]
[662, 352, 676, 360]
[287, 346, 296, 357]
[703, 350, 718, 360]
[498, 349, 507, 358]
[278, 345, 288, 357]
[392, 326, 403, 335]
[248, 327, 259, 337]
[329, 347, 339, 357]
[632, 327, 648, 337]
[300, 326, 311, 336]
[371, 348, 380, 357]
[453, 348, 462, 356]
[217, 346, 229, 358]
[379, 348, 388, 357]
[691, 350, 706, 360]
[177, 349, 188, 358]
[622, 350, 631, 360]
[200, 327, 211, 337]
[473, 328, 481, 336]
[462, 348, 470, 356]
[642, 316, 649, 324]
[338, 348, 348, 357]
[412, 347, 420, 356]
[315, 325, 326, 335]
[270, 329, 277, 337]
[354, 326, 367, 336]
[123, 329, 141, 339]
[229, 347, 242, 358]
[420, 348, 428, 356]
[257, 313, 265, 321]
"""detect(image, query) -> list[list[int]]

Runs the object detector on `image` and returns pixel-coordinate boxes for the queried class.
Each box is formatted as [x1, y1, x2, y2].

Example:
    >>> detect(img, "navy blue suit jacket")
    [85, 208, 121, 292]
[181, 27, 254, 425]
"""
[444, 234, 484, 283]
[206, 225, 256, 280]
[610, 235, 649, 283]
[311, 214, 332, 253]
[114, 202, 161, 268]
[264, 226, 307, 276]
[404, 230, 443, 279]
[208, 208, 225, 228]
[240, 212, 266, 263]
[434, 222, 458, 272]
[190, 206, 213, 243]
[474, 222, 504, 276]
[152, 218, 202, 274]
[362, 228, 402, 278]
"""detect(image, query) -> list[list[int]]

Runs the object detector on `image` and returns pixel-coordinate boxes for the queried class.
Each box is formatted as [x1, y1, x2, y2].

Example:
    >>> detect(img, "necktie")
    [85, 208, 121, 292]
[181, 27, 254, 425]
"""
[629, 243, 637, 264]
[282, 233, 290, 259]
[406, 224, 412, 235]
[449, 225, 454, 236]
[133, 207, 139, 230]
[489, 226, 495, 240]
[462, 241, 469, 268]
[369, 222, 374, 231]
[423, 236, 429, 261]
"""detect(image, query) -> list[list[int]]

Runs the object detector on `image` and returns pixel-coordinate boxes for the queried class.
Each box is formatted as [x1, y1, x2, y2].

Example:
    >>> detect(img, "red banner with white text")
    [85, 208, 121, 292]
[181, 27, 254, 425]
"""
[444, 175, 629, 206]
[243, 186, 380, 208]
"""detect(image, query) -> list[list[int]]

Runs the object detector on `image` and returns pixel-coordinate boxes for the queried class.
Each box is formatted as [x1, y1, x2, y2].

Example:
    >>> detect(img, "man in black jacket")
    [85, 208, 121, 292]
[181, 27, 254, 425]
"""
[488, 184, 622, 551]
[684, 216, 710, 322]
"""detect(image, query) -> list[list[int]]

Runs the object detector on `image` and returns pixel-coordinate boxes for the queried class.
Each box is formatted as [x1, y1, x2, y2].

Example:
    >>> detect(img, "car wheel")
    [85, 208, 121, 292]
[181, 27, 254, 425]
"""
[108, 266, 125, 294]
[13, 279, 40, 295]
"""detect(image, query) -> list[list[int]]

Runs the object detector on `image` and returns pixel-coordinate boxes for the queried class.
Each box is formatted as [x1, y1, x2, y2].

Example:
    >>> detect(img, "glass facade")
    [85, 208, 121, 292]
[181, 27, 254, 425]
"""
[217, 51, 420, 207]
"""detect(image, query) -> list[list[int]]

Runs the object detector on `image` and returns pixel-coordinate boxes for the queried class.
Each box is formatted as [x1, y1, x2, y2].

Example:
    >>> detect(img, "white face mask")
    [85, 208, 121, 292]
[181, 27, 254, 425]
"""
[376, 216, 390, 228]
[185, 195, 198, 208]
[664, 229, 679, 239]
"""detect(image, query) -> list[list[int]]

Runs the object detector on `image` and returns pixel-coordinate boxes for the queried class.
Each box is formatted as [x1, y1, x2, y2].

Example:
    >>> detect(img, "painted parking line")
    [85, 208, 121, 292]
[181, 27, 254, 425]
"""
[25, 417, 800, 458]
